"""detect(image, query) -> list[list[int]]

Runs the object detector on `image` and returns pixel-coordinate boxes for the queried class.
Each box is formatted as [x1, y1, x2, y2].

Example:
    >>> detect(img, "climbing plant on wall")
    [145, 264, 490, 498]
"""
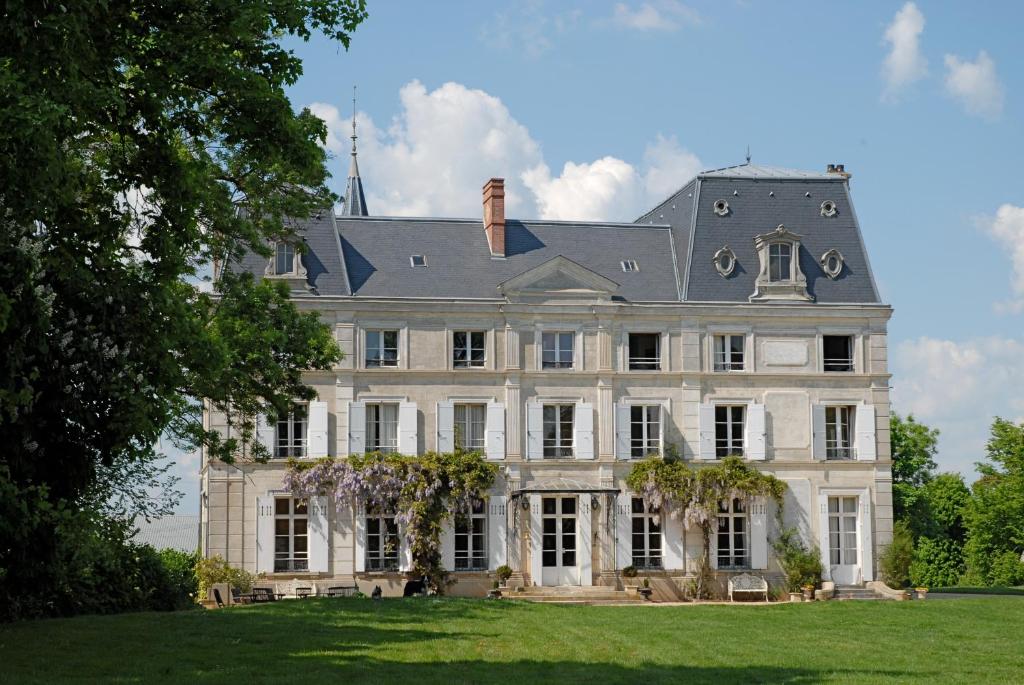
[284, 450, 497, 593]
[627, 455, 786, 598]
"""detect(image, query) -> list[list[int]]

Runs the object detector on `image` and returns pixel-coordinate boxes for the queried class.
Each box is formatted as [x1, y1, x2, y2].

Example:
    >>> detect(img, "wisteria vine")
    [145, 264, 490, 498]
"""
[284, 450, 497, 593]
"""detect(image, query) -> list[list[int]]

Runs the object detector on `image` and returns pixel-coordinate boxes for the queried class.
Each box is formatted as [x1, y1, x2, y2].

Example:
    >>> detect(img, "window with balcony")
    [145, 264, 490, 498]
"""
[453, 331, 485, 368]
[366, 403, 399, 453]
[454, 403, 486, 452]
[715, 405, 745, 458]
[275, 405, 306, 458]
[825, 406, 854, 460]
[365, 330, 399, 368]
[274, 497, 308, 572]
[628, 333, 661, 370]
[630, 405, 661, 458]
[541, 332, 574, 369]
[542, 404, 574, 458]
[713, 334, 745, 372]
[823, 335, 854, 372]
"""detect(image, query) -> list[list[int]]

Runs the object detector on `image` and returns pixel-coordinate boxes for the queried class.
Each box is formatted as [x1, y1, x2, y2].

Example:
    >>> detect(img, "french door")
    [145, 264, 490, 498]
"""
[541, 496, 579, 585]
[828, 495, 859, 584]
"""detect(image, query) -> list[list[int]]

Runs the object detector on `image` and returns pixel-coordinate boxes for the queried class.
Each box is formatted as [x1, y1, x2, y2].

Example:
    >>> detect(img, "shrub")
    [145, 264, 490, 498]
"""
[909, 536, 964, 588]
[195, 555, 255, 601]
[159, 549, 199, 608]
[772, 528, 823, 592]
[880, 520, 914, 588]
[495, 564, 513, 584]
[989, 551, 1024, 587]
[622, 565, 638, 578]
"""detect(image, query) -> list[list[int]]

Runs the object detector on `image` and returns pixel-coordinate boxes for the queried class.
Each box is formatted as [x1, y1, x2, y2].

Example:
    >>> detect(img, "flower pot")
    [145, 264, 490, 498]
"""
[801, 587, 814, 601]
[915, 588, 928, 600]
[638, 587, 654, 600]
[789, 592, 803, 603]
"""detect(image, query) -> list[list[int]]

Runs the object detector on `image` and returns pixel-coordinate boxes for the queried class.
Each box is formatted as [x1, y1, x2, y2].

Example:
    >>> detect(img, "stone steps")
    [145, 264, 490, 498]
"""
[833, 585, 892, 601]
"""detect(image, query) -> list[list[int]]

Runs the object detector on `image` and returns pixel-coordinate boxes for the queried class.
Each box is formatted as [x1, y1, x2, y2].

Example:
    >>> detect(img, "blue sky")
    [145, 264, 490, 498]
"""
[168, 1, 1024, 511]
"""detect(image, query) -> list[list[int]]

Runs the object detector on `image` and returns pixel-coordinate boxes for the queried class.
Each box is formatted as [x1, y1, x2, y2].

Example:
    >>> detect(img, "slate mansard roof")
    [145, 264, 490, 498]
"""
[234, 163, 883, 305]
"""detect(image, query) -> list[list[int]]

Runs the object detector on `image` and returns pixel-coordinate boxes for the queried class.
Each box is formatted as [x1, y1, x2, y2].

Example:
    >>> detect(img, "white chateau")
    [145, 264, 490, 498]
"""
[201, 133, 893, 597]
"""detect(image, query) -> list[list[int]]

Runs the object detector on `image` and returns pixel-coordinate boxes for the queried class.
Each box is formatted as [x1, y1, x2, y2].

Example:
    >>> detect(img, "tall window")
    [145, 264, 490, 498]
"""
[454, 403, 486, 451]
[274, 242, 295, 275]
[768, 243, 792, 282]
[541, 332, 574, 369]
[454, 500, 487, 571]
[453, 331, 485, 368]
[366, 403, 399, 453]
[713, 334, 745, 372]
[630, 405, 661, 458]
[823, 335, 854, 372]
[715, 405, 745, 458]
[717, 498, 748, 569]
[542, 404, 574, 458]
[366, 512, 399, 571]
[365, 330, 399, 368]
[274, 497, 308, 572]
[276, 406, 306, 458]
[825, 406, 854, 460]
[628, 333, 660, 370]
[631, 497, 662, 569]
[828, 496, 858, 566]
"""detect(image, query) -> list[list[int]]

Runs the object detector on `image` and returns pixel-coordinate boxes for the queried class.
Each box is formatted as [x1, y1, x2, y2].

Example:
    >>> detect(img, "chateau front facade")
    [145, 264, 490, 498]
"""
[201, 150, 894, 596]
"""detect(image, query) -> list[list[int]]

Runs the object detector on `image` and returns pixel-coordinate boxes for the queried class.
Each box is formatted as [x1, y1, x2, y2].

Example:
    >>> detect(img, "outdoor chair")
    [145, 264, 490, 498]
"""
[295, 586, 313, 599]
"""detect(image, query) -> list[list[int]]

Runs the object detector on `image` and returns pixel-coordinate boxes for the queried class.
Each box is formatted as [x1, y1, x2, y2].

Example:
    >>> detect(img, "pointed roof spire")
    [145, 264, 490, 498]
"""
[341, 85, 369, 216]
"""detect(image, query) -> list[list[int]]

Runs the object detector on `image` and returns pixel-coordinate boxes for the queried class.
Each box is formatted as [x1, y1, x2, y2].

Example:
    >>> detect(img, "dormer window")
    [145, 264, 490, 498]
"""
[768, 243, 792, 282]
[750, 225, 812, 302]
[621, 259, 639, 272]
[410, 255, 427, 267]
[275, 242, 296, 275]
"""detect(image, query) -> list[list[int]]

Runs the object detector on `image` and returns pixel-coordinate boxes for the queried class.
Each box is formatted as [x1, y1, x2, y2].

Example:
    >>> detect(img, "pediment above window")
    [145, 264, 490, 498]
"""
[749, 225, 813, 303]
[497, 255, 619, 302]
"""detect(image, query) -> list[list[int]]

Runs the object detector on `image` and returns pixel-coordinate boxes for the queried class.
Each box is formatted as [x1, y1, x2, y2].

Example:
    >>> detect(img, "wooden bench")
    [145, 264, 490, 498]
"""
[728, 573, 768, 602]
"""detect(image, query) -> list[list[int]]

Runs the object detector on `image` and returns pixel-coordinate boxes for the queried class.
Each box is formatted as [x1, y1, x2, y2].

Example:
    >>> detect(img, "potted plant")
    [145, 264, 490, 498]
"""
[801, 583, 816, 601]
[915, 586, 929, 600]
[638, 577, 654, 600]
[487, 580, 502, 599]
[495, 565, 513, 588]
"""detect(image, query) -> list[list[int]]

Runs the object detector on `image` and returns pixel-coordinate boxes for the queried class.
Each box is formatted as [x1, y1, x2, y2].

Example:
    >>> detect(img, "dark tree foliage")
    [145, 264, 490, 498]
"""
[0, 1, 366, 619]
[890, 414, 939, 523]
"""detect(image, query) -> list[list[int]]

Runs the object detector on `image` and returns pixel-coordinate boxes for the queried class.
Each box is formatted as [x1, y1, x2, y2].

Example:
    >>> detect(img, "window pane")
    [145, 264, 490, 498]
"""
[275, 498, 289, 515]
[543, 498, 557, 515]
[561, 498, 576, 515]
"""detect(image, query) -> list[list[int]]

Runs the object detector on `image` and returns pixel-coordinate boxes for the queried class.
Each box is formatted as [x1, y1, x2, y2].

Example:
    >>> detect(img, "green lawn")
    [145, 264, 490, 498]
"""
[2, 598, 1022, 684]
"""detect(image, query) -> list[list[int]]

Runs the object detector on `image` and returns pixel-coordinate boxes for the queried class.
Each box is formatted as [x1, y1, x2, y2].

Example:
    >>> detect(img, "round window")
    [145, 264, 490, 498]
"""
[820, 249, 844, 279]
[713, 199, 730, 216]
[713, 246, 736, 277]
[820, 200, 837, 217]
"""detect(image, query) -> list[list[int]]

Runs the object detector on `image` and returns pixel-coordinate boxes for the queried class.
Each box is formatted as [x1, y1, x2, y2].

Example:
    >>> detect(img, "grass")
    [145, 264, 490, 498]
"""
[928, 586, 1024, 596]
[2, 598, 1023, 684]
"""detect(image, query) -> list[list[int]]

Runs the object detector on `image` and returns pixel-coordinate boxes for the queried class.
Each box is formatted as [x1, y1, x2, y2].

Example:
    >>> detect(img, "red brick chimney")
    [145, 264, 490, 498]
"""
[483, 178, 505, 257]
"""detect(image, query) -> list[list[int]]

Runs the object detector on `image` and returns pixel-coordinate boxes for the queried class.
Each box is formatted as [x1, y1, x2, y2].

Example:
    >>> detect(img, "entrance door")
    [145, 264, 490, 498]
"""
[541, 496, 578, 585]
[827, 496, 860, 584]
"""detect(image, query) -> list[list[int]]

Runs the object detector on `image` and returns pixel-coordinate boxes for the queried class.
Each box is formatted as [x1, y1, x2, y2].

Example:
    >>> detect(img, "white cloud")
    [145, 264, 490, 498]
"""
[881, 2, 927, 101]
[611, 1, 701, 31]
[892, 336, 1024, 476]
[980, 204, 1024, 313]
[943, 50, 1005, 120]
[485, 3, 583, 59]
[310, 80, 702, 222]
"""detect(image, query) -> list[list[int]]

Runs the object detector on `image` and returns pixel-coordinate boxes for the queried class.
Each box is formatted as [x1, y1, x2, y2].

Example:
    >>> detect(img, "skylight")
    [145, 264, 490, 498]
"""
[621, 259, 639, 272]
[410, 255, 427, 267]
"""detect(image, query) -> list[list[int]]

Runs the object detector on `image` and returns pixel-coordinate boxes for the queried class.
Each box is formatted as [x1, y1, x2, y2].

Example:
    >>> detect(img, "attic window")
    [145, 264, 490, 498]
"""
[820, 200, 838, 217]
[410, 255, 427, 267]
[713, 199, 730, 216]
[621, 259, 640, 272]
[712, 246, 737, 277]
[820, 249, 845, 279]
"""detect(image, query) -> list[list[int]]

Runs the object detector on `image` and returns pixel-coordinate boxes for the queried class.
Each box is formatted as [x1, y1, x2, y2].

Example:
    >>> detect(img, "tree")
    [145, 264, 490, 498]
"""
[890, 414, 940, 523]
[0, 1, 366, 619]
[962, 419, 1024, 586]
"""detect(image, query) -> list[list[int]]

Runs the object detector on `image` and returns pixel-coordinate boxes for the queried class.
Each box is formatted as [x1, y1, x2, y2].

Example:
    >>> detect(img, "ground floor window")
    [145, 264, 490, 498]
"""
[455, 500, 487, 570]
[274, 497, 308, 572]
[828, 496, 858, 565]
[717, 498, 748, 568]
[631, 497, 662, 569]
[366, 513, 399, 571]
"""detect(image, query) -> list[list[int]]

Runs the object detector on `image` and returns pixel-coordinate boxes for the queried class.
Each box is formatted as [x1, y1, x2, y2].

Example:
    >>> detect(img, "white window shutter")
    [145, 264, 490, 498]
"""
[485, 402, 506, 461]
[698, 403, 716, 460]
[307, 401, 329, 457]
[308, 496, 329, 572]
[354, 502, 366, 573]
[855, 404, 877, 461]
[440, 518, 455, 571]
[574, 402, 594, 460]
[348, 401, 366, 455]
[818, 493, 831, 581]
[256, 496, 275, 574]
[615, 404, 632, 460]
[256, 413, 276, 455]
[616, 493, 633, 570]
[663, 510, 685, 571]
[746, 403, 767, 461]
[529, 494, 543, 585]
[579, 495, 593, 585]
[398, 401, 418, 455]
[489, 496, 507, 570]
[708, 516, 719, 570]
[436, 401, 455, 453]
[812, 405, 827, 460]
[858, 491, 874, 581]
[399, 524, 413, 572]
[526, 402, 543, 460]
[750, 497, 768, 569]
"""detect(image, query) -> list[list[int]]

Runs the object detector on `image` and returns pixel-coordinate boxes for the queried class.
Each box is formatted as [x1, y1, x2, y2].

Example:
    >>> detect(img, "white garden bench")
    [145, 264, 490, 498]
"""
[728, 573, 769, 602]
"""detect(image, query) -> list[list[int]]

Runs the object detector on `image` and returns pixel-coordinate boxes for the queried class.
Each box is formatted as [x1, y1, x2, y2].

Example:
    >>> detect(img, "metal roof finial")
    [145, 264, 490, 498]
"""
[745, 145, 751, 164]
[351, 85, 358, 155]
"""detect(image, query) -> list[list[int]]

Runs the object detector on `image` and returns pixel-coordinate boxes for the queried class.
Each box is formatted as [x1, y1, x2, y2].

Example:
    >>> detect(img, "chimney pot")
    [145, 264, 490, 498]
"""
[827, 164, 836, 173]
[483, 178, 506, 257]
